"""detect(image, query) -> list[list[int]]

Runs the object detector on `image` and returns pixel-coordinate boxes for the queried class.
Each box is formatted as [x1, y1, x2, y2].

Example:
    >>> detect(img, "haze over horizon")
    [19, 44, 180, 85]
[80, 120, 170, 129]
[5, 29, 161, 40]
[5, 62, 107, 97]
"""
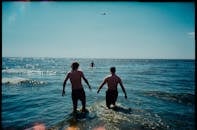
[2, 2, 195, 59]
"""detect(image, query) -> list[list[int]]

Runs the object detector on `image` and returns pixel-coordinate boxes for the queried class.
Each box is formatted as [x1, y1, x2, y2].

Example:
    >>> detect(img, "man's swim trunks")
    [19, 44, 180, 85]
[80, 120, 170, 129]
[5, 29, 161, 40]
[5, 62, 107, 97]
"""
[106, 89, 118, 107]
[72, 88, 86, 103]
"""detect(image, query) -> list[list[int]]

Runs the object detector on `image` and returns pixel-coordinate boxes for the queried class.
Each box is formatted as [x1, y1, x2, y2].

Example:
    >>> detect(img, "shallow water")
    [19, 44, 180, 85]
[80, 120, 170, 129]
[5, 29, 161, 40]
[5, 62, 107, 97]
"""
[2, 57, 195, 130]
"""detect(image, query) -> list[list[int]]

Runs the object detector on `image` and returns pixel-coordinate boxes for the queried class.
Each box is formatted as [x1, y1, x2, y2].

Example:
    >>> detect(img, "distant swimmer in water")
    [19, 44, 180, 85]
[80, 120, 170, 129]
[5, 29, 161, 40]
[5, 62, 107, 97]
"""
[97, 67, 127, 109]
[90, 61, 95, 68]
[62, 62, 92, 113]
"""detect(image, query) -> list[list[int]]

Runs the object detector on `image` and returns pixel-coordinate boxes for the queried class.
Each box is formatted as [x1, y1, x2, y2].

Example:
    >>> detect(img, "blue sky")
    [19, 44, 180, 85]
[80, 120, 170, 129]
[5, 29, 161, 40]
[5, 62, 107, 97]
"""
[2, 2, 195, 59]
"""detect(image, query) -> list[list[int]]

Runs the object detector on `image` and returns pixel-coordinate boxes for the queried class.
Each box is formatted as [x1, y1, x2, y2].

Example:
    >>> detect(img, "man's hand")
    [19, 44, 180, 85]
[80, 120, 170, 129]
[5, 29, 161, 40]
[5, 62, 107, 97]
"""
[125, 95, 127, 99]
[62, 90, 65, 96]
[89, 85, 92, 90]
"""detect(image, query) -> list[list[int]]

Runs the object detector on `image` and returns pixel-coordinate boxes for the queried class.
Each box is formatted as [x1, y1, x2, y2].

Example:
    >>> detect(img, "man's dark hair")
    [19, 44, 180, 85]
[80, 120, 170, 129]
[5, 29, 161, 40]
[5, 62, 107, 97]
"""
[110, 67, 116, 73]
[71, 62, 79, 70]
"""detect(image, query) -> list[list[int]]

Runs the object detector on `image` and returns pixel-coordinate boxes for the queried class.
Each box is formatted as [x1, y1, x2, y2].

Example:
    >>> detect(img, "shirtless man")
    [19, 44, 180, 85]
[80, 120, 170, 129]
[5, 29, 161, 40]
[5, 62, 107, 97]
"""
[97, 67, 127, 108]
[62, 62, 91, 113]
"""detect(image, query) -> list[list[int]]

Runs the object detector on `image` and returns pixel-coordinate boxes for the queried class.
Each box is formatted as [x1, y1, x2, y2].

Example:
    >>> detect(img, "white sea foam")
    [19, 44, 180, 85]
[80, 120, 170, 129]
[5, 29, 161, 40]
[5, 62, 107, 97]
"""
[2, 77, 47, 86]
[2, 68, 57, 75]
[2, 77, 29, 84]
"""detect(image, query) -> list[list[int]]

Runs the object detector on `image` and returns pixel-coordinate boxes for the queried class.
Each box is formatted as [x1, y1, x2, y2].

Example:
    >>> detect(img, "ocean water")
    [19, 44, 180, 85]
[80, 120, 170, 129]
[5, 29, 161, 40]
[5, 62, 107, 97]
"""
[1, 57, 195, 130]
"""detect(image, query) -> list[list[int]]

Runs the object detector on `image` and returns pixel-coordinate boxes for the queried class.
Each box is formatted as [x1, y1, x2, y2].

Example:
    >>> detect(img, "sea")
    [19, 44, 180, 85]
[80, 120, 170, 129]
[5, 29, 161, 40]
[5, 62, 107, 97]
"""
[1, 57, 195, 130]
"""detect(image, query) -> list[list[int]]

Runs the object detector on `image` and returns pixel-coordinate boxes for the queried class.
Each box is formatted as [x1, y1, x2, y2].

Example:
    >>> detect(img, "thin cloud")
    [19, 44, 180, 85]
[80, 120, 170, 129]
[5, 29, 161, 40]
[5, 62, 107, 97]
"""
[20, 4, 30, 16]
[40, 1, 52, 6]
[7, 3, 29, 25]
[19, 4, 26, 12]
[19, 2, 30, 13]
[8, 13, 17, 24]
[187, 32, 195, 38]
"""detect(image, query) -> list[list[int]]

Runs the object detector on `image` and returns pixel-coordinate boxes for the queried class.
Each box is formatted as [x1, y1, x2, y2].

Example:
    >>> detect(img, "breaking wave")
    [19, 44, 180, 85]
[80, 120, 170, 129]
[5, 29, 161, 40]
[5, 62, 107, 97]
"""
[2, 68, 57, 76]
[2, 77, 47, 86]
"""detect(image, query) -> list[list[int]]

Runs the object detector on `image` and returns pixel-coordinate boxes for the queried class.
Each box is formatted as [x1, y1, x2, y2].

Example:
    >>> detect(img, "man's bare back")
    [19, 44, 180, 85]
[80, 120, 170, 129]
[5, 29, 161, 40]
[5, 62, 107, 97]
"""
[68, 70, 84, 90]
[105, 74, 121, 90]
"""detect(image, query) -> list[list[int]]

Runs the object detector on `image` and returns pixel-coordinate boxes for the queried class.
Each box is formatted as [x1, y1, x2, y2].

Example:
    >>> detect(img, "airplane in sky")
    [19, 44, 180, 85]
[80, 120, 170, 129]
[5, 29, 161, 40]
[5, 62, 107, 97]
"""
[101, 12, 106, 15]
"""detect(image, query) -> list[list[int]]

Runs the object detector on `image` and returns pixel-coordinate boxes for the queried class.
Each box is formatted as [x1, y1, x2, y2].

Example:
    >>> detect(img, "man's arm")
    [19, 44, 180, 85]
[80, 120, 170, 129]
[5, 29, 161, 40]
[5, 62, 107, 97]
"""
[62, 73, 69, 96]
[81, 72, 91, 89]
[97, 78, 107, 94]
[119, 78, 127, 99]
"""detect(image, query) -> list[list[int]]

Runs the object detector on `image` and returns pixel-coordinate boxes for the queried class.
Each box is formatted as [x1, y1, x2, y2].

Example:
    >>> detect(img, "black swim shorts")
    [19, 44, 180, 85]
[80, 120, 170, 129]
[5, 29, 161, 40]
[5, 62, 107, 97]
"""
[106, 90, 118, 107]
[72, 88, 86, 103]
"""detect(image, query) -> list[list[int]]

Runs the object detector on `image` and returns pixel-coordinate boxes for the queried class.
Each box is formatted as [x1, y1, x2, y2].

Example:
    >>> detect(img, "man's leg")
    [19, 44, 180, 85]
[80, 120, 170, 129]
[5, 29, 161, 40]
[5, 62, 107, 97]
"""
[106, 91, 111, 109]
[80, 90, 86, 112]
[112, 91, 118, 106]
[73, 100, 77, 113]
[72, 91, 78, 113]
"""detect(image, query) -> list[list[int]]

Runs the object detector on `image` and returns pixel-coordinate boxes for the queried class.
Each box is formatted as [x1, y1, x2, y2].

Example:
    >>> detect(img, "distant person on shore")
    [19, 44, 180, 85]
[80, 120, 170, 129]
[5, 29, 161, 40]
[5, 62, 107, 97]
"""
[62, 62, 92, 113]
[90, 61, 95, 68]
[97, 67, 127, 109]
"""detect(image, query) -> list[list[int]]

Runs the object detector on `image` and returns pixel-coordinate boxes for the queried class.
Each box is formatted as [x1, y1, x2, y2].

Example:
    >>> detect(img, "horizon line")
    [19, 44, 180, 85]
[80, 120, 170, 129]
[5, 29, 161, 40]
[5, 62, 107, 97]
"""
[2, 56, 195, 60]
